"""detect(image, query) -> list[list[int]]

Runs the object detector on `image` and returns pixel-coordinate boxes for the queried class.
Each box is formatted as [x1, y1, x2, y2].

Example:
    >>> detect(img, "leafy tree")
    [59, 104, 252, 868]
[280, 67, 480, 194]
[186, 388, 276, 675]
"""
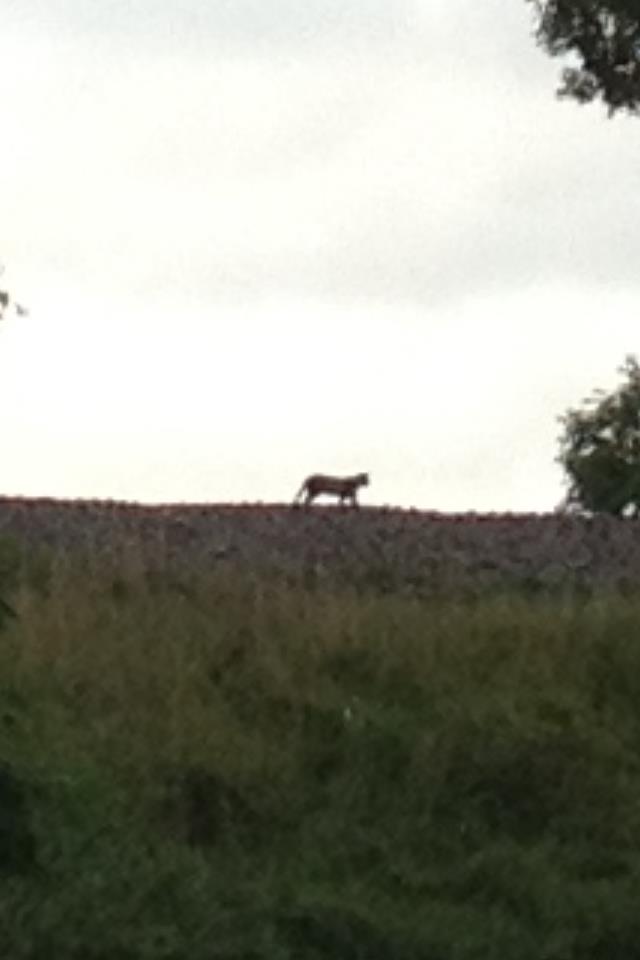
[0, 290, 27, 321]
[0, 265, 27, 321]
[529, 0, 640, 114]
[557, 354, 640, 516]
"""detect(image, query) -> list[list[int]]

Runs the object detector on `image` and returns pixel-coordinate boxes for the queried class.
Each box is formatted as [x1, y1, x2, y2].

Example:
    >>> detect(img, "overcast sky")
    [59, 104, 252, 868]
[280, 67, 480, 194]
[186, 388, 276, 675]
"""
[1, 1, 639, 511]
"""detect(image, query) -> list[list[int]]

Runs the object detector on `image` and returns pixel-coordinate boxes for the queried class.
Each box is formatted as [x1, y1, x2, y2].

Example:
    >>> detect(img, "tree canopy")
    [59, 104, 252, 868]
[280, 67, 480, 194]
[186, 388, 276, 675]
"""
[529, 0, 640, 114]
[0, 291, 27, 321]
[557, 355, 640, 516]
[0, 265, 27, 321]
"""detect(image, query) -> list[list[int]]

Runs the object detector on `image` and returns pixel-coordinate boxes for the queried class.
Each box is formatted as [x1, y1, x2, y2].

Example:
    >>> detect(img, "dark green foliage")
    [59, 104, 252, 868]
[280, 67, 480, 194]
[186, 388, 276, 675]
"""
[557, 354, 640, 515]
[0, 537, 20, 629]
[5, 568, 640, 957]
[0, 763, 36, 873]
[275, 904, 424, 960]
[529, 0, 640, 114]
[159, 764, 262, 847]
[0, 595, 17, 626]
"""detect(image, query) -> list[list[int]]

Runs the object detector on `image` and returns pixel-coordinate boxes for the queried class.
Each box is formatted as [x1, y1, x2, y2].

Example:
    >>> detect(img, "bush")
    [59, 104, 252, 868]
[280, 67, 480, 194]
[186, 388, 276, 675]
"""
[2, 560, 640, 956]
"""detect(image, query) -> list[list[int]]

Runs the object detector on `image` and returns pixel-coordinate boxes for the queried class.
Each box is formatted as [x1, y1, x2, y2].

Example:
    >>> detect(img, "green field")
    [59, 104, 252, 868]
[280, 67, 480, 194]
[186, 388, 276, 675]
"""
[1, 543, 640, 959]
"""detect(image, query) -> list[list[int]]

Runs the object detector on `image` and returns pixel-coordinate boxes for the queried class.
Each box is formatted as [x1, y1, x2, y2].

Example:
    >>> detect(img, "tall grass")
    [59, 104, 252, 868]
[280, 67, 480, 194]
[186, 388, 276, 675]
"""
[1, 544, 640, 958]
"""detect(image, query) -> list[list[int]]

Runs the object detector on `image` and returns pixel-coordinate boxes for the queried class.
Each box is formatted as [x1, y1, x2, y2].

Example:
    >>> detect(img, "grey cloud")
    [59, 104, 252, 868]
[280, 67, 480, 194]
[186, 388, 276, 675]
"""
[293, 197, 640, 310]
[5, 0, 634, 315]
[29, 129, 637, 314]
[8, 0, 553, 89]
[12, 0, 414, 51]
[194, 153, 640, 310]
